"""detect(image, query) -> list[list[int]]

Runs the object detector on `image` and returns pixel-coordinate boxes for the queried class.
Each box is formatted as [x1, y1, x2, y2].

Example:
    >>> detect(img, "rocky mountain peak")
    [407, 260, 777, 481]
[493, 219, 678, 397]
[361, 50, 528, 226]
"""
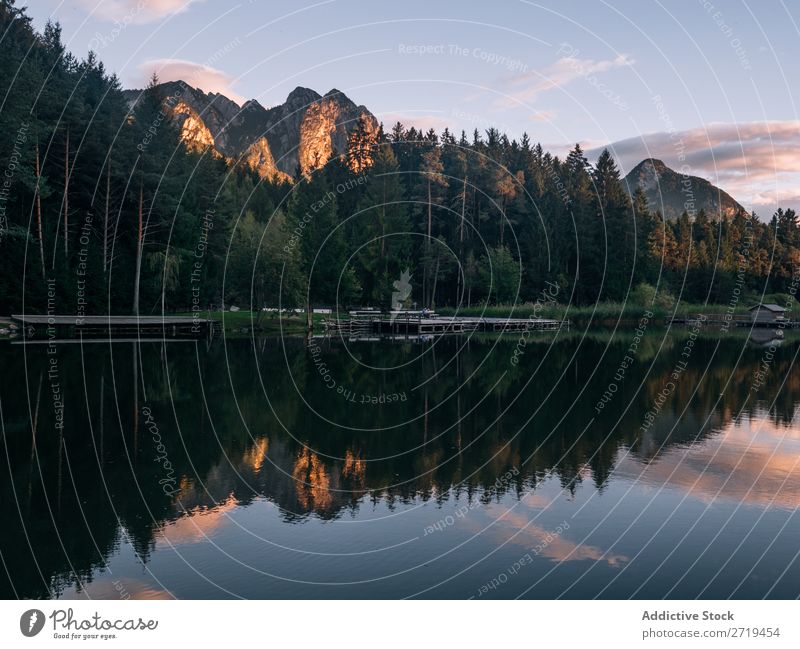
[285, 86, 322, 108]
[124, 82, 378, 179]
[623, 158, 746, 220]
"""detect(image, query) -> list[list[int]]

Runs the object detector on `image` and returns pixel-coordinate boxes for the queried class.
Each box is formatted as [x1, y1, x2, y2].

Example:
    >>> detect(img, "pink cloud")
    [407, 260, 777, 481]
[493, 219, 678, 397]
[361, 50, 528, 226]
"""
[137, 58, 245, 104]
[496, 54, 634, 108]
[78, 0, 204, 24]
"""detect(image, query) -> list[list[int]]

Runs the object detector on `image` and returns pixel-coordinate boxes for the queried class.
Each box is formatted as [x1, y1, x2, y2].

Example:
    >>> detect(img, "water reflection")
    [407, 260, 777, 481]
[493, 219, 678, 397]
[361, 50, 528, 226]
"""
[1, 331, 799, 598]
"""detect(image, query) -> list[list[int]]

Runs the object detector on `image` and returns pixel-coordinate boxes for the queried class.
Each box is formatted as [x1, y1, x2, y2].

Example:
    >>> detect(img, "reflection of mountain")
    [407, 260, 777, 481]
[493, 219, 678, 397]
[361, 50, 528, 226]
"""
[2, 334, 800, 598]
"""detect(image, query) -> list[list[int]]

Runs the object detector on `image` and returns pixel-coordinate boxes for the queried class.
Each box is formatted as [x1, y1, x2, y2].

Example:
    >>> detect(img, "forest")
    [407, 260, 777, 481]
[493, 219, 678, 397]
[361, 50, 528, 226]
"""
[1, 0, 799, 320]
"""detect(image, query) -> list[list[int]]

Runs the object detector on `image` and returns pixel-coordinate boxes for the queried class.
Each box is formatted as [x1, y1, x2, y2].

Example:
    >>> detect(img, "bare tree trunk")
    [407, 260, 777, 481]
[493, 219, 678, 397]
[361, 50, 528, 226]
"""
[63, 127, 69, 258]
[133, 184, 143, 316]
[104, 161, 110, 273]
[431, 254, 440, 310]
[380, 179, 386, 279]
[34, 142, 45, 279]
[457, 175, 467, 302]
[423, 179, 432, 306]
[500, 198, 505, 246]
[460, 176, 467, 248]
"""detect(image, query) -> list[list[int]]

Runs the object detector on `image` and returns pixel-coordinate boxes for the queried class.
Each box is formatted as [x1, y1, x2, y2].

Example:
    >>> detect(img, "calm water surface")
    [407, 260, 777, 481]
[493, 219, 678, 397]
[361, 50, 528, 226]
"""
[1, 330, 799, 599]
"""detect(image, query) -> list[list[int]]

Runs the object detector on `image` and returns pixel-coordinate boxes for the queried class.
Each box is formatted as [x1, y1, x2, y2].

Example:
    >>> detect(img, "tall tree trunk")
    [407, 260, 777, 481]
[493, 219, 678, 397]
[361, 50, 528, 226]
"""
[457, 175, 467, 302]
[34, 142, 45, 279]
[133, 184, 143, 316]
[380, 178, 386, 279]
[63, 127, 69, 258]
[424, 179, 432, 306]
[431, 254, 440, 310]
[104, 161, 110, 273]
[500, 198, 506, 246]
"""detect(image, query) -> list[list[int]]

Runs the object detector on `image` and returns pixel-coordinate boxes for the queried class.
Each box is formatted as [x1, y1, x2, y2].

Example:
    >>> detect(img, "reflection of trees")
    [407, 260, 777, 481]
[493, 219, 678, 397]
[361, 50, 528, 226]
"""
[2, 333, 800, 597]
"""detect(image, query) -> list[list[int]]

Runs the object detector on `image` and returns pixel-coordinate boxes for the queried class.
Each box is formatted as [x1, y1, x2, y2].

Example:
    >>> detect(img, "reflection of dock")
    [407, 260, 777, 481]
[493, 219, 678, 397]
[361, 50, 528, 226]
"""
[667, 314, 800, 329]
[323, 311, 568, 336]
[12, 314, 221, 339]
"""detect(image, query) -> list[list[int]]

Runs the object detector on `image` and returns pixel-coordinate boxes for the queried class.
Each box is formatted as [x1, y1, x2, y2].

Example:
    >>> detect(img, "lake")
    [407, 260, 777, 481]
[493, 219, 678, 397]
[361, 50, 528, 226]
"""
[2, 329, 799, 599]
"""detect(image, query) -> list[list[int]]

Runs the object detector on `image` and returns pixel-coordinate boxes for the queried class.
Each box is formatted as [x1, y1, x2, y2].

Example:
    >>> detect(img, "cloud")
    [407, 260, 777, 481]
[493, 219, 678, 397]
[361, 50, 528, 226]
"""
[496, 53, 634, 108]
[591, 120, 800, 212]
[78, 0, 204, 24]
[530, 109, 557, 122]
[137, 58, 245, 104]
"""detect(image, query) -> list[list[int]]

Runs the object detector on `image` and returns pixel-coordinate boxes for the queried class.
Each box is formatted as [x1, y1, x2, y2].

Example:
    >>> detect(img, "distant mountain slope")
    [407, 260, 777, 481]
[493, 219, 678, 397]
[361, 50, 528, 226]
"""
[623, 158, 746, 220]
[122, 81, 378, 180]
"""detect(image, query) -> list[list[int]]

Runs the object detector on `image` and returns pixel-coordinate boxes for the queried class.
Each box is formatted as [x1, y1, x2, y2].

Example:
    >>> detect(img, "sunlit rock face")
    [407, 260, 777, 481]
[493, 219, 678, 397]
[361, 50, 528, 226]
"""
[240, 137, 291, 183]
[169, 100, 216, 153]
[123, 81, 378, 179]
[298, 89, 378, 174]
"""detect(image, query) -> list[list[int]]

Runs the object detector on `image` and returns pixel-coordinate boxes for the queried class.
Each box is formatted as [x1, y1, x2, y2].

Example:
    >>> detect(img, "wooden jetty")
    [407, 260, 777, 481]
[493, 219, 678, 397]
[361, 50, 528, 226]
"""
[323, 311, 568, 336]
[11, 314, 221, 339]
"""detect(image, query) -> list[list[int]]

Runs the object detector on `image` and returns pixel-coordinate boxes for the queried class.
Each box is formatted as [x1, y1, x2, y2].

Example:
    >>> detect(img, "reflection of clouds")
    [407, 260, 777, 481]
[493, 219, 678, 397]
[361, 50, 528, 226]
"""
[62, 578, 173, 600]
[615, 412, 800, 510]
[455, 492, 629, 568]
[492, 510, 629, 567]
[158, 497, 238, 545]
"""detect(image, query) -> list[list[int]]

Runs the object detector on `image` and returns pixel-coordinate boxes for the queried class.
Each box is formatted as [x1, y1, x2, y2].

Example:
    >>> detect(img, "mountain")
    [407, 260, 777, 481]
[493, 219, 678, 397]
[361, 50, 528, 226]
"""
[122, 81, 378, 181]
[623, 158, 746, 220]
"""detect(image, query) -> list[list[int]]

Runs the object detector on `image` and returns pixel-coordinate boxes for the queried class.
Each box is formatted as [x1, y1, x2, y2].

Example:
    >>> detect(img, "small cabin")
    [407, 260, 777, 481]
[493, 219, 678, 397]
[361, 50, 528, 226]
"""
[747, 303, 788, 324]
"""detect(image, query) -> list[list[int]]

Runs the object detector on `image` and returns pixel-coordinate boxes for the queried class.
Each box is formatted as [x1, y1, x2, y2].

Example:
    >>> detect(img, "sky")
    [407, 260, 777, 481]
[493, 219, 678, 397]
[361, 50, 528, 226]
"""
[25, 0, 800, 213]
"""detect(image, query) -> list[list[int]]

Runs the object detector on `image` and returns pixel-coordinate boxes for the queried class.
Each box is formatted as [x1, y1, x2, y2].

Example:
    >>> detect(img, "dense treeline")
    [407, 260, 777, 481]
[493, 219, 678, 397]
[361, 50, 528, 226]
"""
[1, 0, 798, 319]
[0, 1, 289, 316]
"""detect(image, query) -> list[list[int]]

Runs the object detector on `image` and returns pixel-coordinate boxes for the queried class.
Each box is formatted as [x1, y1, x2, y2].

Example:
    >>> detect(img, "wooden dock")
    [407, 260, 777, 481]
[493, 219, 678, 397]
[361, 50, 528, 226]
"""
[11, 314, 221, 339]
[323, 311, 568, 336]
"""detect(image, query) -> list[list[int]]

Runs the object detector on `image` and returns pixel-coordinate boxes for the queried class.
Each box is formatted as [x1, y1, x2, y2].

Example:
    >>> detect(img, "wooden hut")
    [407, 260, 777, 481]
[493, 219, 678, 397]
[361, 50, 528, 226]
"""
[747, 303, 787, 324]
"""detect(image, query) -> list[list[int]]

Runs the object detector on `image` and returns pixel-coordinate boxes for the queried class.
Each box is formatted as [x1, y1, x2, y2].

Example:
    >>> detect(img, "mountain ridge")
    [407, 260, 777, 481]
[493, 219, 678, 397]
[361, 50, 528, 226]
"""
[122, 81, 378, 180]
[123, 82, 748, 215]
[623, 157, 746, 220]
